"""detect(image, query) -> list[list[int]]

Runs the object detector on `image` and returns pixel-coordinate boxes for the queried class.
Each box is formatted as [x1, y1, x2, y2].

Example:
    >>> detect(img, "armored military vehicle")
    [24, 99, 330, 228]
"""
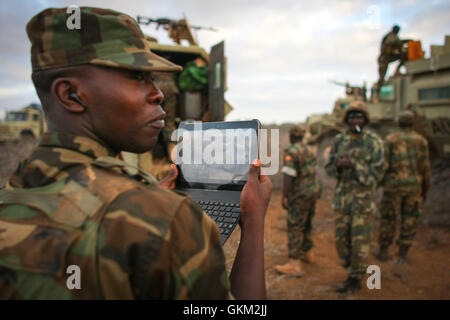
[137, 16, 232, 122]
[306, 35, 450, 166]
[119, 16, 233, 179]
[0, 103, 45, 143]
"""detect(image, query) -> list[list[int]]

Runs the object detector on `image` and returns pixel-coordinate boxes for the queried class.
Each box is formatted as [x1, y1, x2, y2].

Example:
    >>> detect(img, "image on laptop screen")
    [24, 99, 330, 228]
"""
[175, 121, 259, 190]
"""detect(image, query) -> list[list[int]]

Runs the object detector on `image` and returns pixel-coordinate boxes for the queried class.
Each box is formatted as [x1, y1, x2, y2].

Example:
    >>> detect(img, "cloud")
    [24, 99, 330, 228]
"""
[0, 0, 448, 125]
[0, 84, 35, 98]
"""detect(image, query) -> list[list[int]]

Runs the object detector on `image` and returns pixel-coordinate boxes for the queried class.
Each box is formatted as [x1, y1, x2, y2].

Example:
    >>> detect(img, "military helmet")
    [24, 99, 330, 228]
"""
[343, 101, 370, 125]
[398, 110, 414, 125]
[26, 7, 182, 73]
[289, 124, 306, 138]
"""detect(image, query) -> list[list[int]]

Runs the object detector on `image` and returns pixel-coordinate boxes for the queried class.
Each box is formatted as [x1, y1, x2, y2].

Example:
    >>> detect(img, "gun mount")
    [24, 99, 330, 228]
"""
[137, 15, 217, 46]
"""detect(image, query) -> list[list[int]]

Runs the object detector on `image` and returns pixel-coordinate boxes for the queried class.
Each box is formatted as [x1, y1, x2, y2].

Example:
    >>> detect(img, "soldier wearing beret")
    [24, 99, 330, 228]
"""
[275, 125, 320, 276]
[0, 7, 272, 299]
[325, 101, 384, 293]
[377, 110, 431, 268]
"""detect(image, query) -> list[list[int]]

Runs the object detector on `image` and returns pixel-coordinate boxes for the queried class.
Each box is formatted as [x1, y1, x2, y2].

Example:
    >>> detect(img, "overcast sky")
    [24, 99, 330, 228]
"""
[0, 0, 449, 124]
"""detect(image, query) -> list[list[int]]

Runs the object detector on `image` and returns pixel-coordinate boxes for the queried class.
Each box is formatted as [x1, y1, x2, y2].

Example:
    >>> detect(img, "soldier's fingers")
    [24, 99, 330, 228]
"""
[247, 159, 260, 182]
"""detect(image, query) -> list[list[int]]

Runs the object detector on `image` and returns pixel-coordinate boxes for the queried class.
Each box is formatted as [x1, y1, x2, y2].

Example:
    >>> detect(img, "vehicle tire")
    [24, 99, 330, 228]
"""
[20, 130, 36, 140]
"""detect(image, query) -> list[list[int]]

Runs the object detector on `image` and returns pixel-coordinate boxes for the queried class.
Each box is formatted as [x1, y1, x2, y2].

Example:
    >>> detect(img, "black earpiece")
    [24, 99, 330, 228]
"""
[68, 92, 88, 109]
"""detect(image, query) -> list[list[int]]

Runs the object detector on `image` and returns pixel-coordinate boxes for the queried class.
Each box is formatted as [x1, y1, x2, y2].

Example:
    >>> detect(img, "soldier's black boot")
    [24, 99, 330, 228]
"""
[397, 245, 410, 265]
[336, 277, 362, 293]
[394, 245, 411, 278]
[376, 245, 390, 262]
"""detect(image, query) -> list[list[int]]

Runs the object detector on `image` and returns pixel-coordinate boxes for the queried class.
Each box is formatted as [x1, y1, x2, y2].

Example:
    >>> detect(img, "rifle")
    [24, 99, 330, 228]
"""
[136, 16, 217, 32]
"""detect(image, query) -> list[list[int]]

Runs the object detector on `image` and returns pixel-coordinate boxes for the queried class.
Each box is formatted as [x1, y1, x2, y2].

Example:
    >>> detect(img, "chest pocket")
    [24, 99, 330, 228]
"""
[339, 140, 371, 164]
[0, 180, 103, 276]
[352, 148, 371, 163]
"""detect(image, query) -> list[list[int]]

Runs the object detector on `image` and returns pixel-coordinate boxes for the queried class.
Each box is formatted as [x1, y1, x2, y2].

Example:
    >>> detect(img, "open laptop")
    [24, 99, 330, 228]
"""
[174, 120, 260, 244]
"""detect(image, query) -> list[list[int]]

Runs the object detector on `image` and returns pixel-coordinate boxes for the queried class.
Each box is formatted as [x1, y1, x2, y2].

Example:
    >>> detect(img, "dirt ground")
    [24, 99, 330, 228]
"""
[1, 135, 449, 300]
[223, 188, 450, 300]
[223, 162, 450, 300]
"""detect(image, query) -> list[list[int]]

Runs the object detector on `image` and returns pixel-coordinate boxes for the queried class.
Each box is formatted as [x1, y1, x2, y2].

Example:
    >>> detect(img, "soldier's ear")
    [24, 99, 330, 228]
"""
[51, 78, 85, 113]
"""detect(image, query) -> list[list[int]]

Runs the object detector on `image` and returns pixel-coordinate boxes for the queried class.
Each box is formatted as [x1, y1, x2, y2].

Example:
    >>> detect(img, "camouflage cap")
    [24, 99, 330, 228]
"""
[343, 101, 370, 124]
[26, 7, 182, 73]
[289, 124, 306, 137]
[398, 110, 414, 124]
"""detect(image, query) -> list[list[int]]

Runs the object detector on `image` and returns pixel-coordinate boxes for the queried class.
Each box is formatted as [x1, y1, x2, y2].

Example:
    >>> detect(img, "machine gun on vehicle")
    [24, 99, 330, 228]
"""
[137, 16, 217, 46]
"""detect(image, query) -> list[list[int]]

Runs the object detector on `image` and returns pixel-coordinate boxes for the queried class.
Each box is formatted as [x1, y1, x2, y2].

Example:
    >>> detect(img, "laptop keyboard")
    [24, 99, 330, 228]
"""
[198, 200, 241, 238]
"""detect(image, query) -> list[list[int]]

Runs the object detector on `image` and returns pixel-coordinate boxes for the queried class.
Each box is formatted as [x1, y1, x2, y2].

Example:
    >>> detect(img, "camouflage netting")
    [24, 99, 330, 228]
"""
[178, 60, 208, 91]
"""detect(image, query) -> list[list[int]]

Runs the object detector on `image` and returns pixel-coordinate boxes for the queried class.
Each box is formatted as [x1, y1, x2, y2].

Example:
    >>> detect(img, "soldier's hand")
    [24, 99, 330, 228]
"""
[282, 196, 289, 210]
[333, 157, 341, 167]
[240, 160, 272, 231]
[158, 164, 178, 190]
[335, 158, 355, 169]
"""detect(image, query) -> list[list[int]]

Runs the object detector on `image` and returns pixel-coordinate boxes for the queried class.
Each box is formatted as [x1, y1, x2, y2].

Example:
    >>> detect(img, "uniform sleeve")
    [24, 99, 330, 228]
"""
[99, 188, 232, 300]
[419, 138, 431, 196]
[164, 198, 232, 299]
[380, 137, 391, 185]
[325, 137, 340, 178]
[281, 147, 298, 177]
[354, 136, 385, 187]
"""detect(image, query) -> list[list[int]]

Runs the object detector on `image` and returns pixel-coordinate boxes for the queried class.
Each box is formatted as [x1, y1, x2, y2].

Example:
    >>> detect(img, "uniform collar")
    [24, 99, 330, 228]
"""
[39, 132, 115, 159]
[349, 132, 362, 138]
[348, 128, 365, 139]
[9, 132, 115, 188]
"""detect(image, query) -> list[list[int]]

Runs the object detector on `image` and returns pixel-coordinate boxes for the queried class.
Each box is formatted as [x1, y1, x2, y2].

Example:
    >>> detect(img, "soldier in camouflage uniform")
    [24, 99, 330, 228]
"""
[325, 101, 384, 293]
[0, 7, 272, 299]
[377, 110, 431, 265]
[376, 25, 405, 100]
[275, 125, 320, 276]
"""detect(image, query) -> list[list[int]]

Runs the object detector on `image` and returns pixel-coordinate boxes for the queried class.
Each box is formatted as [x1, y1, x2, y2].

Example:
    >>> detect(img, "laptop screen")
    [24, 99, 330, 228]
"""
[174, 120, 260, 190]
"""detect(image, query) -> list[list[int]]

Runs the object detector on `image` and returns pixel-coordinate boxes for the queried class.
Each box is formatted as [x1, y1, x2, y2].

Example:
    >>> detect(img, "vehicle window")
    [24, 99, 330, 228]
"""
[418, 86, 450, 100]
[379, 84, 394, 100]
[5, 112, 27, 122]
[32, 114, 39, 121]
[340, 102, 349, 110]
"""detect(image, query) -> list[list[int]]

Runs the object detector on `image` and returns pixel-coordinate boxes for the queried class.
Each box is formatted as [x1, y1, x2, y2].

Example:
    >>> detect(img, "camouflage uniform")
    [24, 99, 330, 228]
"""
[281, 126, 320, 260]
[377, 29, 403, 89]
[0, 133, 230, 299]
[0, 7, 232, 299]
[379, 112, 431, 252]
[325, 104, 384, 281]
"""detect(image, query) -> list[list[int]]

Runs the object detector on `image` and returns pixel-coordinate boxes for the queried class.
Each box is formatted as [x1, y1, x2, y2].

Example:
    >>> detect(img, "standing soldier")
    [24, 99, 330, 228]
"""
[275, 125, 320, 276]
[377, 110, 431, 266]
[325, 101, 384, 293]
[375, 25, 405, 102]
